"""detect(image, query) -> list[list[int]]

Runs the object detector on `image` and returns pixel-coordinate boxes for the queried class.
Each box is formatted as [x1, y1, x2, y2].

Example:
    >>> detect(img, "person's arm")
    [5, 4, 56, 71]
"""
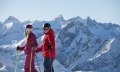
[20, 46, 25, 51]
[16, 46, 25, 51]
[47, 32, 55, 49]
[37, 44, 43, 52]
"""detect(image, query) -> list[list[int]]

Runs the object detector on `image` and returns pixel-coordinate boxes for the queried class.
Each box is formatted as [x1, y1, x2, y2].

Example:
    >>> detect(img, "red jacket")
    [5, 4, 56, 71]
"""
[20, 33, 38, 55]
[37, 29, 56, 59]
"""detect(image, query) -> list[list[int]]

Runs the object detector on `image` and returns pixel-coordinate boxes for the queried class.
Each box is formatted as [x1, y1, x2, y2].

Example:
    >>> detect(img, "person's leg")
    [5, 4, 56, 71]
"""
[24, 54, 38, 72]
[44, 58, 54, 72]
[51, 65, 54, 72]
[24, 55, 30, 72]
[50, 59, 54, 72]
[31, 55, 38, 72]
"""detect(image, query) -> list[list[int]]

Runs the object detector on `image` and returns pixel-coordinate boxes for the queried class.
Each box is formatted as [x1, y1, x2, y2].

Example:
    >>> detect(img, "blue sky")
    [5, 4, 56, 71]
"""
[0, 0, 120, 24]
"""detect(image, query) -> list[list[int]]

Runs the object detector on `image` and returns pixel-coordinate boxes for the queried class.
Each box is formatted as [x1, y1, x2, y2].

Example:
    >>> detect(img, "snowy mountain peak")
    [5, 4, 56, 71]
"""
[7, 16, 17, 20]
[56, 16, 120, 72]
[0, 16, 120, 72]
[56, 15, 64, 20]
[53, 15, 64, 22]
[86, 16, 98, 27]
[4, 16, 21, 24]
[86, 16, 96, 23]
[87, 16, 92, 21]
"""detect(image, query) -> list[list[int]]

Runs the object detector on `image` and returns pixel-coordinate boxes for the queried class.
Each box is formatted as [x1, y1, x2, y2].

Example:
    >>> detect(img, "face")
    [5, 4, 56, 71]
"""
[25, 28, 32, 35]
[43, 27, 50, 33]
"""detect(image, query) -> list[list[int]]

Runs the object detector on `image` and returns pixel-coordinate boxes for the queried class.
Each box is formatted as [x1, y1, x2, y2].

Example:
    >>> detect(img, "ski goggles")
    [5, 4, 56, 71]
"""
[25, 28, 33, 32]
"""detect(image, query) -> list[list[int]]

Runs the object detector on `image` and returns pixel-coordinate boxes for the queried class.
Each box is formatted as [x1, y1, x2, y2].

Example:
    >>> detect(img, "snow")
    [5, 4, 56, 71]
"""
[68, 25, 76, 33]
[4, 22, 13, 30]
[0, 15, 120, 72]
[53, 15, 64, 23]
[0, 43, 71, 72]
[0, 16, 70, 72]
[89, 38, 115, 61]
[56, 16, 120, 72]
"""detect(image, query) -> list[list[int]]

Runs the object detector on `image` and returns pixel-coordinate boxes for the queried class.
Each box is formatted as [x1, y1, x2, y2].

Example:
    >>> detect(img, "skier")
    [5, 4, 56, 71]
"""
[36, 23, 56, 72]
[16, 25, 38, 72]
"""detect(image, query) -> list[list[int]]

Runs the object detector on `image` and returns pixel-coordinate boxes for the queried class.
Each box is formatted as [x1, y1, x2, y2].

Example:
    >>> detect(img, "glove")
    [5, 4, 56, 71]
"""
[35, 49, 39, 53]
[47, 43, 51, 50]
[16, 46, 21, 51]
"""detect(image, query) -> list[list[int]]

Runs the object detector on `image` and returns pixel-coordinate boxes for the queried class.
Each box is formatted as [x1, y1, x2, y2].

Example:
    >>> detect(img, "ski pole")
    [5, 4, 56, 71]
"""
[30, 47, 34, 72]
[15, 51, 19, 72]
[35, 54, 41, 72]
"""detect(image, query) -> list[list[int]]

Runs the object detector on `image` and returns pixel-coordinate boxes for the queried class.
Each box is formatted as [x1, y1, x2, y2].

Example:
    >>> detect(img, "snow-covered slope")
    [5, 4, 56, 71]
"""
[0, 16, 24, 45]
[0, 16, 70, 72]
[56, 16, 120, 72]
[0, 15, 120, 72]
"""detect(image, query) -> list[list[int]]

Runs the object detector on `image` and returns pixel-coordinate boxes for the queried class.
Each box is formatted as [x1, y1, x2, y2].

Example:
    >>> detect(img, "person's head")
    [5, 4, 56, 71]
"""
[25, 25, 33, 35]
[43, 23, 51, 34]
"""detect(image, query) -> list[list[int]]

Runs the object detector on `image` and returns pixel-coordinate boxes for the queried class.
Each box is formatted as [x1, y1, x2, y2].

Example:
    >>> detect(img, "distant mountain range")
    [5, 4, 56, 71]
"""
[0, 15, 120, 72]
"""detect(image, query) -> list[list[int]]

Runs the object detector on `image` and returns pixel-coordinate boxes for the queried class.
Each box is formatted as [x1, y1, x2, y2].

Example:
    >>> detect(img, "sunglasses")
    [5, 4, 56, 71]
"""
[25, 28, 33, 32]
[43, 27, 49, 30]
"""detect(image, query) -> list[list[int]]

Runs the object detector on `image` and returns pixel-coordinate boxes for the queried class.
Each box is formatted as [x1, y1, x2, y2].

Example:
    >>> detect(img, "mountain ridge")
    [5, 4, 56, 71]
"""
[0, 15, 120, 72]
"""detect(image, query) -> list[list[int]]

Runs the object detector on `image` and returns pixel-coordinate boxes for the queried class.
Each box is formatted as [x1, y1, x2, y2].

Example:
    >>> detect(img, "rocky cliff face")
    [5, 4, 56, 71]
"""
[56, 16, 120, 72]
[0, 16, 120, 72]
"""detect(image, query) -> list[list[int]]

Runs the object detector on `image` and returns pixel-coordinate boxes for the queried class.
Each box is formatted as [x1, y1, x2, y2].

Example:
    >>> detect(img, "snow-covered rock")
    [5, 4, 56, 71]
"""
[0, 15, 120, 72]
[56, 16, 120, 72]
[0, 15, 69, 72]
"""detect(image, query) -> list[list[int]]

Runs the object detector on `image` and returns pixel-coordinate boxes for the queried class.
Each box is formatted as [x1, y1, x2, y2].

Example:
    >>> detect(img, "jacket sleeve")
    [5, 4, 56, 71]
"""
[37, 45, 43, 52]
[48, 32, 55, 49]
[20, 46, 25, 51]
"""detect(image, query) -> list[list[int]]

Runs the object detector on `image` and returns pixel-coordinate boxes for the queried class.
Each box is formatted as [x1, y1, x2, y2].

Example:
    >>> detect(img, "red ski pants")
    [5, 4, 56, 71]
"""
[24, 54, 37, 72]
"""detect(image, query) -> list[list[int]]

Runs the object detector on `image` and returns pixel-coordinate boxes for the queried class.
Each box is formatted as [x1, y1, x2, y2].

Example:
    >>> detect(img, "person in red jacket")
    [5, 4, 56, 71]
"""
[36, 23, 56, 72]
[17, 25, 38, 72]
